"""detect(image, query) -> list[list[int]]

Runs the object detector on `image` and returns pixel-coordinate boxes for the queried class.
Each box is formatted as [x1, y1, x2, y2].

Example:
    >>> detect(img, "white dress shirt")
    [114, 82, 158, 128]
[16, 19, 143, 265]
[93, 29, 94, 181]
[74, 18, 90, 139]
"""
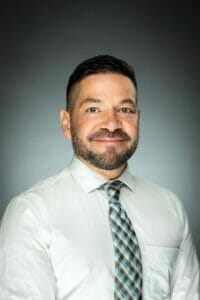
[0, 157, 199, 299]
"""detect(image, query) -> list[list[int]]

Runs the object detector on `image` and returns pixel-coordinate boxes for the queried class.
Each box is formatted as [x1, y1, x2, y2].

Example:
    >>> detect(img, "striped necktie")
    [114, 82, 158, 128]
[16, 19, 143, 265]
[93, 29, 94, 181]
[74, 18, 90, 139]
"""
[103, 180, 142, 299]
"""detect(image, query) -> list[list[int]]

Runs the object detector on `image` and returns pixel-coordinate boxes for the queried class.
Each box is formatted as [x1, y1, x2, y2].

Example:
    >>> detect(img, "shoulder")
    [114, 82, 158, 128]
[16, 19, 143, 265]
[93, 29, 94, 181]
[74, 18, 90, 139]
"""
[133, 175, 172, 194]
[131, 175, 186, 219]
[1, 167, 71, 224]
[132, 174, 177, 197]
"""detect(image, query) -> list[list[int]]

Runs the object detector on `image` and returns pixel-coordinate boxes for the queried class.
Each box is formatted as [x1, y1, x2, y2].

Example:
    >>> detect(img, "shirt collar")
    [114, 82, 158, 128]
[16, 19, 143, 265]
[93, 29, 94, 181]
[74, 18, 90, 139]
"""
[69, 156, 135, 193]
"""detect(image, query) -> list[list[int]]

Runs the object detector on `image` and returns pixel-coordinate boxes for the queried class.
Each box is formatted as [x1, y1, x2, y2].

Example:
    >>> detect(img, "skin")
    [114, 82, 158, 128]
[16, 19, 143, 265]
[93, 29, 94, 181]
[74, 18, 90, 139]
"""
[60, 72, 140, 180]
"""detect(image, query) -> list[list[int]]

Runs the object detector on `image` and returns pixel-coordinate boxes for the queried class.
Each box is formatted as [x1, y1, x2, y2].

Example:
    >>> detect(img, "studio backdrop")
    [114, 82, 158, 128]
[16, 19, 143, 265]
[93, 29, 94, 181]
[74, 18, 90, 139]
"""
[1, 1, 199, 257]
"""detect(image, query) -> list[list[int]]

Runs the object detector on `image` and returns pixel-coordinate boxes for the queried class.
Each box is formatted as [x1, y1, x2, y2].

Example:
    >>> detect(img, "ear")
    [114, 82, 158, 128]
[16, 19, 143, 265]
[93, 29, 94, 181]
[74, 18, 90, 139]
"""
[60, 109, 71, 139]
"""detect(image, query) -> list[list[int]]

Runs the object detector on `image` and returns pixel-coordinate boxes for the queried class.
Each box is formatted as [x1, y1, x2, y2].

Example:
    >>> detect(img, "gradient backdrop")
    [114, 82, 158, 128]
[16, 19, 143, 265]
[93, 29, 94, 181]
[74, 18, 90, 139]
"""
[1, 1, 200, 257]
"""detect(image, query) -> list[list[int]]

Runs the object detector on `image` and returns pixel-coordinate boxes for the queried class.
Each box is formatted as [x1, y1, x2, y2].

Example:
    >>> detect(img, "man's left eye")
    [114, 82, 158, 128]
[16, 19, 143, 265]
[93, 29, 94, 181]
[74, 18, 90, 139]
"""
[86, 107, 100, 113]
[118, 107, 135, 114]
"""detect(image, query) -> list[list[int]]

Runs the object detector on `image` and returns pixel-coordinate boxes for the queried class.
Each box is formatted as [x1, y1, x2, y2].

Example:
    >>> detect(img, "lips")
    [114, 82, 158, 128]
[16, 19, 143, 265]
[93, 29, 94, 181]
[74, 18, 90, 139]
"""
[88, 129, 130, 142]
[92, 137, 127, 142]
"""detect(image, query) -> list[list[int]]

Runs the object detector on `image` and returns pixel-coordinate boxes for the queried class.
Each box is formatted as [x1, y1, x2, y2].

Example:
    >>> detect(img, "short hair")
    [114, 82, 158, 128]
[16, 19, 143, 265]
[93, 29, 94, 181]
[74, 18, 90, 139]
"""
[66, 54, 138, 111]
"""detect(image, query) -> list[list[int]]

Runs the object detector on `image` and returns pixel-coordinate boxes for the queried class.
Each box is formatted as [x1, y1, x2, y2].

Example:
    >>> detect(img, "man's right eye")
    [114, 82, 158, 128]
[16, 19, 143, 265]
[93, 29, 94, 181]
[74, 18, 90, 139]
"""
[86, 107, 100, 113]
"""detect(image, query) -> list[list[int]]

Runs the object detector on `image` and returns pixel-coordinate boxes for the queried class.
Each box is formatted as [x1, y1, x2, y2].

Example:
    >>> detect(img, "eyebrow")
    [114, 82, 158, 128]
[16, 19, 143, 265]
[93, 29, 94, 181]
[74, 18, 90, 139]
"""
[79, 97, 137, 107]
[79, 98, 102, 108]
[120, 98, 137, 106]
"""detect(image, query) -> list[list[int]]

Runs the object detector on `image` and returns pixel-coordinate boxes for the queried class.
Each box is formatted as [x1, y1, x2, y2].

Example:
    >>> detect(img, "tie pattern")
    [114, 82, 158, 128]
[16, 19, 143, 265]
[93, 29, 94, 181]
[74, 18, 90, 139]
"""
[103, 180, 142, 299]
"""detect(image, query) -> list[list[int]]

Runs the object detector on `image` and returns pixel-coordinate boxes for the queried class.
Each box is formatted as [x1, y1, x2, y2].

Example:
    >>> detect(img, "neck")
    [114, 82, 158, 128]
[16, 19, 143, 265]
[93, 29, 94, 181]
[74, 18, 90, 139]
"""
[77, 157, 127, 180]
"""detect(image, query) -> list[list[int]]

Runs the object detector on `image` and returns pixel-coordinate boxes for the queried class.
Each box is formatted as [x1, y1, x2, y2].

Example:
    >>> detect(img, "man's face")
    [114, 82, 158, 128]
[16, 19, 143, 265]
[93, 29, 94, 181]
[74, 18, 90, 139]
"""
[62, 73, 140, 171]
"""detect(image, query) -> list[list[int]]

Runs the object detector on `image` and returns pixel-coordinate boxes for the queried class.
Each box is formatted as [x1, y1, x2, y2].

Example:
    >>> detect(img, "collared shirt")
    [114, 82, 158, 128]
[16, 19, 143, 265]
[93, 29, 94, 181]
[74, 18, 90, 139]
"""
[0, 157, 199, 299]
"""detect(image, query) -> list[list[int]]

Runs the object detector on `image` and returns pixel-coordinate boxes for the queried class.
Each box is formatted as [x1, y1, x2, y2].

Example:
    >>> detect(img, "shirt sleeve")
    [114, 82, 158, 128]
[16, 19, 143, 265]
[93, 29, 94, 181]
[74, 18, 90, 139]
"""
[0, 194, 56, 300]
[170, 195, 200, 300]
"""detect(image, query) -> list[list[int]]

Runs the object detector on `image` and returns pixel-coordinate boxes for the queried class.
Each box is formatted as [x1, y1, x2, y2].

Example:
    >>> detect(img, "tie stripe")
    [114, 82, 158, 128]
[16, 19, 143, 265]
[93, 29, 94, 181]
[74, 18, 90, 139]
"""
[102, 180, 142, 299]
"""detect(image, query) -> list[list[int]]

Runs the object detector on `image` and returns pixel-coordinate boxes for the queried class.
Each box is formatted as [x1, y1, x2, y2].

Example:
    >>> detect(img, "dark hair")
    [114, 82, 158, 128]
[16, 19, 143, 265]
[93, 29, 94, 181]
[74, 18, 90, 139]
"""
[66, 54, 138, 111]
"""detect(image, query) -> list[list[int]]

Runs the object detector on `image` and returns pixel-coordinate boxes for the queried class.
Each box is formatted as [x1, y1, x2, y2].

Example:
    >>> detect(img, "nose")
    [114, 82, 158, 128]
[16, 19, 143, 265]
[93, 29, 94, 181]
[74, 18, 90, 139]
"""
[100, 110, 122, 132]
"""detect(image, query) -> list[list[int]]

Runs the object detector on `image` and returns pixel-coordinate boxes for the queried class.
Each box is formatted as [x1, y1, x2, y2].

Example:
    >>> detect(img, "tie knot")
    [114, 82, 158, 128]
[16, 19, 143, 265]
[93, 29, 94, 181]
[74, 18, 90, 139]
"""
[101, 180, 123, 202]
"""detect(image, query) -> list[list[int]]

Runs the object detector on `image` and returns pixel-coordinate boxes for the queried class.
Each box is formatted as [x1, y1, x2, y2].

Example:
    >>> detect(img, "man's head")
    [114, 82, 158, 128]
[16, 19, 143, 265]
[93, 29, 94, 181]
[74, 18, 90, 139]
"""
[61, 55, 140, 179]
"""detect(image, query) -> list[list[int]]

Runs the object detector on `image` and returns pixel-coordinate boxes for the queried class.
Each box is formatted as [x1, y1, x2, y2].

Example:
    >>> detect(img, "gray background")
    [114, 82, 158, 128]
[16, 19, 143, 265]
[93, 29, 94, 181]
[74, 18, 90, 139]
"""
[1, 1, 200, 257]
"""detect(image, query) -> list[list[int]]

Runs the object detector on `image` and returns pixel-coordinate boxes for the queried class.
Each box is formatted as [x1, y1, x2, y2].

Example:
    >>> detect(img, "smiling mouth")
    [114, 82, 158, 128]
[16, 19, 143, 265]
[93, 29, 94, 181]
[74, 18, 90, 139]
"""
[88, 129, 131, 142]
[92, 137, 127, 142]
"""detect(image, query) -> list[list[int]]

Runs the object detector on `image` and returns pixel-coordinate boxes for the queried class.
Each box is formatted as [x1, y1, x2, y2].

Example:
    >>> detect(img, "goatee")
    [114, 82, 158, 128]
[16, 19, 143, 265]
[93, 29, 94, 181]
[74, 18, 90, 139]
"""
[71, 128, 139, 170]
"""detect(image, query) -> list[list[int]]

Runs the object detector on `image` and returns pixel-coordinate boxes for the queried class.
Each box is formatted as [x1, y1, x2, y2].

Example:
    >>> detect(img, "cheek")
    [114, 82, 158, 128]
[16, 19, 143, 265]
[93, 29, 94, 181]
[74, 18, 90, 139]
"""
[74, 117, 97, 136]
[123, 120, 139, 134]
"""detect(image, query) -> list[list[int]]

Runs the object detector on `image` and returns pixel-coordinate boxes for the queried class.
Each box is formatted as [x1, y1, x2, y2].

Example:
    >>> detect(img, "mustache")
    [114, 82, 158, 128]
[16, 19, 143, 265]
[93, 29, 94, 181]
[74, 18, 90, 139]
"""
[88, 129, 131, 141]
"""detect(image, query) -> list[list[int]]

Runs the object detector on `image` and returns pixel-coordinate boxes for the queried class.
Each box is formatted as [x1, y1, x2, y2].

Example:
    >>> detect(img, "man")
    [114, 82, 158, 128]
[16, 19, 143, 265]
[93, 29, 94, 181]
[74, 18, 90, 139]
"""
[0, 55, 199, 299]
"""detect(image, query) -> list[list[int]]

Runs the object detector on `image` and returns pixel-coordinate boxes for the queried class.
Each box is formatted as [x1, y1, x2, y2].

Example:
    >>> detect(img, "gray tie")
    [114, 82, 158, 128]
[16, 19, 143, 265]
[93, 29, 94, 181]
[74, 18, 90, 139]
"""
[103, 180, 142, 299]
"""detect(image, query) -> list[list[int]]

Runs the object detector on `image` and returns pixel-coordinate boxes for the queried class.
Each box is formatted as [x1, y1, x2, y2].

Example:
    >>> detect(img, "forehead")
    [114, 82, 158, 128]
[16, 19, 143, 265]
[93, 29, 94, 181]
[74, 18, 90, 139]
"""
[77, 73, 136, 99]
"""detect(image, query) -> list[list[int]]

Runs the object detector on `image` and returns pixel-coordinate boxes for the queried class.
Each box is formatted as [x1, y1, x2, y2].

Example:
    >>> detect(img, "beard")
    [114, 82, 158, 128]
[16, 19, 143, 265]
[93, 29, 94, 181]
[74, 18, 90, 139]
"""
[70, 127, 139, 170]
